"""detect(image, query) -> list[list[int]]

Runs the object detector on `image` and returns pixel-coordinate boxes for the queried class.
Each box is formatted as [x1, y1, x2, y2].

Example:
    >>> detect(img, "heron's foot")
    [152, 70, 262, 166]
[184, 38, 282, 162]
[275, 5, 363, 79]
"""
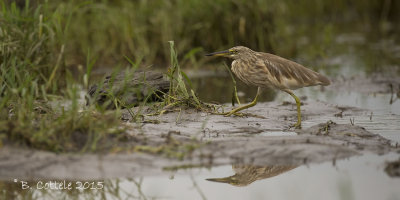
[290, 121, 302, 129]
[224, 110, 244, 117]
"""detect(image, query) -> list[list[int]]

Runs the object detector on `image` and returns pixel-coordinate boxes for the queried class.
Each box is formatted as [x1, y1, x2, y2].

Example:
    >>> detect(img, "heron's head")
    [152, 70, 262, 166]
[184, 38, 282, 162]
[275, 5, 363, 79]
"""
[206, 46, 253, 60]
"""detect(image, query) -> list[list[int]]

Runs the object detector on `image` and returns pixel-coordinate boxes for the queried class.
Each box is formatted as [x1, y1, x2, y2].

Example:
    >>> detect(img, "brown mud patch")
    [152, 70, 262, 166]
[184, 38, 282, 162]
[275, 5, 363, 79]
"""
[385, 158, 400, 177]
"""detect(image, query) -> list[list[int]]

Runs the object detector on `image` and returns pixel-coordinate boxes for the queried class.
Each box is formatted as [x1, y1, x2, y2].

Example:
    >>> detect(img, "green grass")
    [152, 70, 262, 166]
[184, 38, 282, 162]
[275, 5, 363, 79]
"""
[0, 0, 125, 152]
[3, 0, 399, 70]
[164, 41, 205, 110]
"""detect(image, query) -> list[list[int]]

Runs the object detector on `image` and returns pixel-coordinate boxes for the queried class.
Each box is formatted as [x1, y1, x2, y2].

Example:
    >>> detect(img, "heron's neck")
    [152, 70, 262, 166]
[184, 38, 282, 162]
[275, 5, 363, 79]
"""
[235, 55, 255, 63]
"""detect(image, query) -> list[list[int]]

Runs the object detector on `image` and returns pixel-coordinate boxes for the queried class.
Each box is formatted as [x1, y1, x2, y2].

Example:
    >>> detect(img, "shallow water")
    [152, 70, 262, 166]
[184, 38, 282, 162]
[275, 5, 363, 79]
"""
[2, 153, 399, 200]
[99, 153, 400, 200]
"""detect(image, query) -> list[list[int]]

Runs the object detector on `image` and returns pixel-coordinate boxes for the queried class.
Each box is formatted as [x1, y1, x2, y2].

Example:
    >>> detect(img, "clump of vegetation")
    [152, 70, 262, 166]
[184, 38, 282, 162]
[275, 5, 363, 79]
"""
[159, 41, 216, 114]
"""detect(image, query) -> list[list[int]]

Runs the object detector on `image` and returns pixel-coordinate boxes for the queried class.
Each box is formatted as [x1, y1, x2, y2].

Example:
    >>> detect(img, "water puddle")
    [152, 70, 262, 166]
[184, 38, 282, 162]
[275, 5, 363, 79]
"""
[2, 153, 399, 200]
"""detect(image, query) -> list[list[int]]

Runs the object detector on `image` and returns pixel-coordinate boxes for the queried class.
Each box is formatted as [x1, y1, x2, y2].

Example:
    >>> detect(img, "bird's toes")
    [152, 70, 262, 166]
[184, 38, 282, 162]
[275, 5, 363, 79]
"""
[234, 113, 245, 117]
[290, 123, 302, 129]
[224, 111, 243, 117]
[224, 113, 233, 117]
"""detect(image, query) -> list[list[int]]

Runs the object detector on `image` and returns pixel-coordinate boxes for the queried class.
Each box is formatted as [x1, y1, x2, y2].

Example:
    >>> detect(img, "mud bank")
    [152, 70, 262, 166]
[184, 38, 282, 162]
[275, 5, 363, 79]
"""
[0, 100, 398, 181]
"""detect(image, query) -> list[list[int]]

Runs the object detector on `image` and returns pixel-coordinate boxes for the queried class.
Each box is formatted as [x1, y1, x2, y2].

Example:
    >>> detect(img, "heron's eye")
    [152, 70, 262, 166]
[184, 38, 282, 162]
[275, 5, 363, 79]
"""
[229, 49, 238, 54]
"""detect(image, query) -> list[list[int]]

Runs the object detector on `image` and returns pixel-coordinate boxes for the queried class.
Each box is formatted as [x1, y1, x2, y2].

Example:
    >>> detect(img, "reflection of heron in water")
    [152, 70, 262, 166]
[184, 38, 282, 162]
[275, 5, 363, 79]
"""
[206, 165, 297, 186]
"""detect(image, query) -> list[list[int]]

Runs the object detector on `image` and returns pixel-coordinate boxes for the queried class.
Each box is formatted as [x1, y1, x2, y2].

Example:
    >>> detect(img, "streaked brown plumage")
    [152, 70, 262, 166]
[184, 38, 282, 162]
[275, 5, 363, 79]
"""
[207, 164, 297, 186]
[206, 46, 330, 128]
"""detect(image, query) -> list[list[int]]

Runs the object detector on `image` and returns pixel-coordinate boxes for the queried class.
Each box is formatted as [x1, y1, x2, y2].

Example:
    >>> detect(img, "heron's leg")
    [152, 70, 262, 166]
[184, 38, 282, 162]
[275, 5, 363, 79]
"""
[283, 89, 302, 129]
[225, 87, 261, 116]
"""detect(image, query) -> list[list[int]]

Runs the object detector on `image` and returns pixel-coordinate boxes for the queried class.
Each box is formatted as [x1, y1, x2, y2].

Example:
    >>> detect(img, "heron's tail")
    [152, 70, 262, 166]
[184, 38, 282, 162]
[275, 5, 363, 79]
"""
[317, 74, 331, 86]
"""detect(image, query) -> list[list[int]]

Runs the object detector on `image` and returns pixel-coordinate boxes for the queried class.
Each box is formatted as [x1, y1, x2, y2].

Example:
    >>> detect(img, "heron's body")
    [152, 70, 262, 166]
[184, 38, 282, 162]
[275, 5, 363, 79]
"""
[206, 46, 330, 128]
[231, 50, 330, 90]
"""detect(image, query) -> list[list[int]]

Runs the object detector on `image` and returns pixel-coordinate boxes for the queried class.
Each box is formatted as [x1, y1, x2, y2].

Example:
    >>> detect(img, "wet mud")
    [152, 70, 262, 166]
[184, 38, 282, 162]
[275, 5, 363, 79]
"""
[0, 98, 398, 181]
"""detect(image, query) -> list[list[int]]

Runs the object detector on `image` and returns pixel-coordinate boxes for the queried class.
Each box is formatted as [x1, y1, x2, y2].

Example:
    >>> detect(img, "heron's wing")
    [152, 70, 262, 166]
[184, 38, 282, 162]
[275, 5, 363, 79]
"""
[256, 53, 330, 89]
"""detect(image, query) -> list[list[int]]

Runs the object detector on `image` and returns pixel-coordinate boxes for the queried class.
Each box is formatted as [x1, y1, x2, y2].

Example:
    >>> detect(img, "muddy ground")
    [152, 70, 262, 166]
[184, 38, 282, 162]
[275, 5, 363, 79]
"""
[0, 74, 399, 181]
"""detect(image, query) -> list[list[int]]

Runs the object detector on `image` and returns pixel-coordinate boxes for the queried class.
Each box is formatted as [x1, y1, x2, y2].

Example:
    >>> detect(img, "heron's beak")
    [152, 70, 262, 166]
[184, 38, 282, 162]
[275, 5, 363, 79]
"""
[205, 50, 230, 57]
[206, 177, 234, 183]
